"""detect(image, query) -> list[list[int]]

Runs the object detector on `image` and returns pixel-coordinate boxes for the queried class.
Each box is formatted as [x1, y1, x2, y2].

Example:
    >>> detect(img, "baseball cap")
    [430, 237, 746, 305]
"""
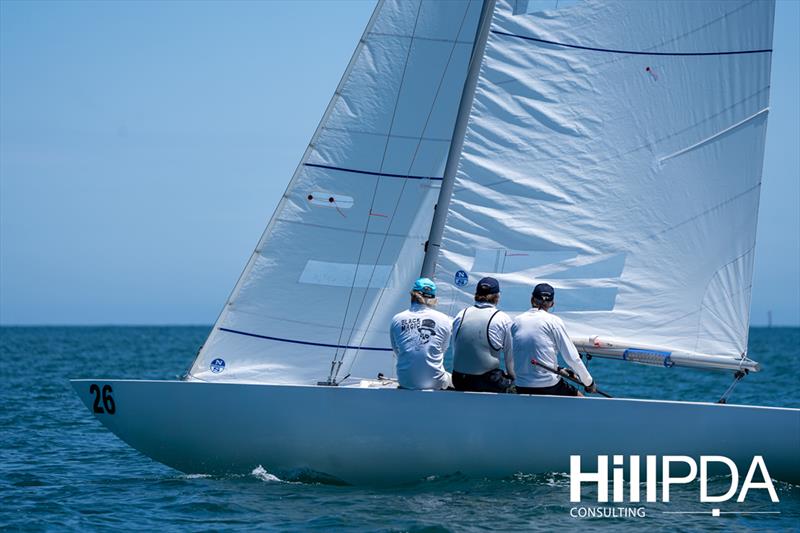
[475, 276, 500, 296]
[532, 283, 555, 301]
[412, 277, 437, 297]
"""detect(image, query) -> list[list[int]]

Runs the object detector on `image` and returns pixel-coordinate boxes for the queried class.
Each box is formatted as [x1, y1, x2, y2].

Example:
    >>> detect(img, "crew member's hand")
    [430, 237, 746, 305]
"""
[564, 368, 577, 380]
[584, 380, 597, 394]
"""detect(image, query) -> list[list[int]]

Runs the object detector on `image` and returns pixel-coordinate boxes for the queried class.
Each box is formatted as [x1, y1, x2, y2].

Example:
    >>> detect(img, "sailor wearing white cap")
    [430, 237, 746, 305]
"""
[390, 278, 453, 390]
[512, 283, 598, 396]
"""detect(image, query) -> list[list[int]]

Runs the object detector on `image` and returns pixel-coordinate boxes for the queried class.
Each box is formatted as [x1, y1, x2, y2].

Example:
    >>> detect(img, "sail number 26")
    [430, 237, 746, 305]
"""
[89, 384, 116, 415]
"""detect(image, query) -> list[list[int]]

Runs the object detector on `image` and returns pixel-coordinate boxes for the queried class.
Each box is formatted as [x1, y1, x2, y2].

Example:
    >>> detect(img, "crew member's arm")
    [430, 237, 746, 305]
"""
[451, 311, 463, 340]
[492, 314, 515, 379]
[553, 320, 592, 386]
[440, 322, 452, 360]
[389, 319, 399, 356]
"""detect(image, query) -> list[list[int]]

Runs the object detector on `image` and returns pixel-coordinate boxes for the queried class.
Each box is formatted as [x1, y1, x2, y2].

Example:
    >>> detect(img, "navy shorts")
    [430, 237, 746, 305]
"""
[516, 378, 579, 397]
[453, 369, 515, 393]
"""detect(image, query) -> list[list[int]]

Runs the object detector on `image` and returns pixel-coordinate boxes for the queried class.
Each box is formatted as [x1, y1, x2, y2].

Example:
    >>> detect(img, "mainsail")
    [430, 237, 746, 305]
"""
[190, 0, 485, 384]
[432, 0, 774, 368]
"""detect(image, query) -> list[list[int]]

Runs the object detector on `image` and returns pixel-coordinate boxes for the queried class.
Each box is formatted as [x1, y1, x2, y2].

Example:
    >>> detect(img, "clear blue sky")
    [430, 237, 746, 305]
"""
[1, 0, 798, 326]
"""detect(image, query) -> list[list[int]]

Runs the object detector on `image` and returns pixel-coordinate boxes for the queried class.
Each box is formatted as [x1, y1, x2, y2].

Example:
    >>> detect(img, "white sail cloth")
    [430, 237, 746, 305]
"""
[435, 0, 775, 359]
[190, 0, 484, 384]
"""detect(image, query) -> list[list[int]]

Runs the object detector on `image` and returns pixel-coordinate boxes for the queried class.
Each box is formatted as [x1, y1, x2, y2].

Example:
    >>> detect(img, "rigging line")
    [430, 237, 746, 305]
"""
[218, 327, 392, 352]
[328, 2, 424, 381]
[305, 163, 443, 181]
[343, 0, 475, 371]
[490, 30, 772, 56]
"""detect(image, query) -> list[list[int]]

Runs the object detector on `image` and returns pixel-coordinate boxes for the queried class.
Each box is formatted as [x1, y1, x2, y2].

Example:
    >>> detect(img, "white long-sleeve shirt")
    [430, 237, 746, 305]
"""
[452, 302, 515, 378]
[511, 308, 592, 388]
[390, 303, 452, 390]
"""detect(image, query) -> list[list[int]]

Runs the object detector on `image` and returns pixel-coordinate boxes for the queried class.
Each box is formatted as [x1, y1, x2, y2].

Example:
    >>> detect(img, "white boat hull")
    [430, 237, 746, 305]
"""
[71, 379, 800, 485]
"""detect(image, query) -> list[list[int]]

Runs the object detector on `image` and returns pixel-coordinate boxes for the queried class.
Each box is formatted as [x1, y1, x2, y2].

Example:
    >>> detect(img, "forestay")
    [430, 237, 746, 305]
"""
[435, 0, 775, 362]
[190, 0, 485, 385]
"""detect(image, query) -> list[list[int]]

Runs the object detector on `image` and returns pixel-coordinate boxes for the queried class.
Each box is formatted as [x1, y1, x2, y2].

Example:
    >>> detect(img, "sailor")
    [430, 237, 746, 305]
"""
[512, 283, 597, 396]
[390, 278, 453, 390]
[451, 277, 515, 393]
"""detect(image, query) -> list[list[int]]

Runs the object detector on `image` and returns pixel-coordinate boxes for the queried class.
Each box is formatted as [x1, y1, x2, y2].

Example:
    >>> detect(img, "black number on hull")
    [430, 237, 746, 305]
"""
[102, 385, 116, 414]
[89, 384, 115, 415]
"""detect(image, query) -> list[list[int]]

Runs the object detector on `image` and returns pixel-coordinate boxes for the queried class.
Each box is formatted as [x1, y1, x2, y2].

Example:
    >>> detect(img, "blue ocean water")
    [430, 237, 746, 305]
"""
[1, 326, 798, 531]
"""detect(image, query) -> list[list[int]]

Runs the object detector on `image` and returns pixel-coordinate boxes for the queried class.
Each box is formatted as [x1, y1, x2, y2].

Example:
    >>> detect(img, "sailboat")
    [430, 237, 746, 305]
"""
[73, 0, 799, 485]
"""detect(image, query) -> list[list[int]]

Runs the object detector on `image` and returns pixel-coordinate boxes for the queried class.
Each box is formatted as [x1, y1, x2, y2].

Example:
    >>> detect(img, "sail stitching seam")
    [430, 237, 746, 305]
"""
[490, 30, 772, 56]
[275, 218, 427, 240]
[219, 327, 392, 352]
[368, 31, 472, 45]
[305, 162, 443, 181]
[319, 126, 452, 143]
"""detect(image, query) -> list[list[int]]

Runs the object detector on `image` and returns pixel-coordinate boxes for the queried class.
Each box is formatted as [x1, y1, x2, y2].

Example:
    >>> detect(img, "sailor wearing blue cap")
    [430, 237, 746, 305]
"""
[451, 277, 515, 393]
[390, 278, 453, 390]
[512, 283, 597, 396]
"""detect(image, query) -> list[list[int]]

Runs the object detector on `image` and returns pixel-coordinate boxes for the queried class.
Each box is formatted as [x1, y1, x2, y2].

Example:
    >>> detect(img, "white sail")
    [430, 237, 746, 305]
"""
[434, 0, 775, 364]
[190, 0, 485, 385]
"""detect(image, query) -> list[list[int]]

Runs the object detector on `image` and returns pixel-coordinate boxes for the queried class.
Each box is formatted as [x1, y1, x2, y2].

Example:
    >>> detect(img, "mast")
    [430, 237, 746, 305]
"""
[420, 0, 496, 279]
